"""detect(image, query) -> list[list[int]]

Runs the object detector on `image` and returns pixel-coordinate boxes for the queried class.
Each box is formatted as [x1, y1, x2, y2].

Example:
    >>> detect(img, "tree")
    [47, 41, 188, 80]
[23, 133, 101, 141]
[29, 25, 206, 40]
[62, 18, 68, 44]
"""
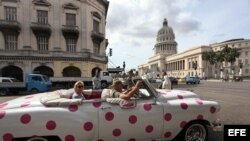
[215, 51, 225, 79]
[202, 51, 210, 77]
[202, 50, 217, 78]
[221, 45, 240, 75]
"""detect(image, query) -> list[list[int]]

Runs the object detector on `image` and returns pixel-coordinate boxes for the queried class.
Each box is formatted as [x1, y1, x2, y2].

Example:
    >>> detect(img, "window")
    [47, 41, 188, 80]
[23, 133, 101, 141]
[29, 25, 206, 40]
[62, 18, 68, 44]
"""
[103, 72, 109, 76]
[225, 62, 228, 67]
[245, 51, 248, 56]
[32, 76, 42, 81]
[37, 35, 49, 53]
[66, 37, 76, 53]
[93, 42, 100, 54]
[238, 59, 242, 64]
[245, 59, 248, 66]
[2, 79, 11, 82]
[5, 7, 17, 21]
[5, 33, 17, 50]
[66, 13, 76, 26]
[37, 10, 48, 24]
[245, 69, 249, 74]
[93, 20, 99, 32]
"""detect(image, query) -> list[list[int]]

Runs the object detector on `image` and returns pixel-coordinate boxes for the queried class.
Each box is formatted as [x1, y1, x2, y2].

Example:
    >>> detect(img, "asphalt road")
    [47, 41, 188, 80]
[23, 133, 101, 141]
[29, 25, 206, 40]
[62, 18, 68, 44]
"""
[1, 80, 250, 141]
[173, 80, 250, 141]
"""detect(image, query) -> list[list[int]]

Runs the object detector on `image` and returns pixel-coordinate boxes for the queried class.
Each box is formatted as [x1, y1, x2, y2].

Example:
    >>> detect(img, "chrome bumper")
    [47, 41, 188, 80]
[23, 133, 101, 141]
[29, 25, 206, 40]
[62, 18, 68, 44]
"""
[212, 119, 223, 132]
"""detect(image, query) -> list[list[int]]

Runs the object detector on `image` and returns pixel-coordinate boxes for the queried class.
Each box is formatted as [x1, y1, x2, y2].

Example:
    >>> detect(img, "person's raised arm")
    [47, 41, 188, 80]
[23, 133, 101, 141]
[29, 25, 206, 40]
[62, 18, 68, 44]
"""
[119, 80, 142, 100]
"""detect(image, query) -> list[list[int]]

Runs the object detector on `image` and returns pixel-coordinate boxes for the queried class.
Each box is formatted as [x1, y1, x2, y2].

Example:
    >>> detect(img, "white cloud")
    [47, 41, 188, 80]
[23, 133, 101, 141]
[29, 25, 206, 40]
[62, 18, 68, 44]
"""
[106, 0, 250, 71]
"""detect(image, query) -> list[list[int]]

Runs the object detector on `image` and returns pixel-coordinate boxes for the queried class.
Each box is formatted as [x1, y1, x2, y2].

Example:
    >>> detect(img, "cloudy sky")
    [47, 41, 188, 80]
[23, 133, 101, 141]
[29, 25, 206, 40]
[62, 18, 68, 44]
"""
[105, 0, 250, 71]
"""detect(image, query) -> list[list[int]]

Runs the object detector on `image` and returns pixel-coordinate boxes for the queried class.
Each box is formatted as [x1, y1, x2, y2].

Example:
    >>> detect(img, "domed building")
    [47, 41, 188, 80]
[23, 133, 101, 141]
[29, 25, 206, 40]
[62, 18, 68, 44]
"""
[138, 19, 250, 79]
[154, 18, 177, 56]
[138, 18, 178, 77]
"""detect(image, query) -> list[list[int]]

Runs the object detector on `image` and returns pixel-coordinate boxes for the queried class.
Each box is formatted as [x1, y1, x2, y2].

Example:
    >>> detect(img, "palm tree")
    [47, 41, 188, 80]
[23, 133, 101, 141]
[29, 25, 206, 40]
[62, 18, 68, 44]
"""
[202, 51, 209, 78]
[221, 45, 240, 75]
[215, 51, 225, 79]
[202, 50, 216, 78]
[208, 51, 217, 65]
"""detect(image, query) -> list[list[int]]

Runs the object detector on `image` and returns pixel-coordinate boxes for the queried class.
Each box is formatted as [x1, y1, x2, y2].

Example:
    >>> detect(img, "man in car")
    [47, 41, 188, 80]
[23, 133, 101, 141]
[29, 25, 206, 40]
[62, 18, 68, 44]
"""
[110, 79, 142, 100]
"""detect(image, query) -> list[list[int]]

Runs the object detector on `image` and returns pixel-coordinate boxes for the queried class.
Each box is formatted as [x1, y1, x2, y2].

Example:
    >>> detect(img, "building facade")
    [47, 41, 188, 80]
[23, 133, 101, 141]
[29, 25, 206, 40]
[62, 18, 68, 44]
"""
[138, 19, 250, 79]
[0, 0, 109, 81]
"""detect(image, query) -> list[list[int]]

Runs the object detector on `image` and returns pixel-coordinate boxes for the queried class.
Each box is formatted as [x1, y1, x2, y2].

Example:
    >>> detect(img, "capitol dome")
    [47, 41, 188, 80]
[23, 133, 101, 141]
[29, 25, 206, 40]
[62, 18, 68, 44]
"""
[154, 18, 177, 56]
[157, 18, 175, 41]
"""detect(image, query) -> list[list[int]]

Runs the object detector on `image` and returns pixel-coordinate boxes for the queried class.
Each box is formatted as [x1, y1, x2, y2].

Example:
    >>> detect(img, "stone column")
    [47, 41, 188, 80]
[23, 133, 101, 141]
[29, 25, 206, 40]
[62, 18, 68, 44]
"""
[53, 0, 61, 50]
[22, 0, 31, 49]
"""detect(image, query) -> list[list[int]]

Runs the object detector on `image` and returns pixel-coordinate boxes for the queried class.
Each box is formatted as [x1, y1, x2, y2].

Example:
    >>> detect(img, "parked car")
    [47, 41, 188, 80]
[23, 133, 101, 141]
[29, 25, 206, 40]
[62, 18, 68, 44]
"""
[0, 77, 20, 83]
[186, 76, 200, 84]
[234, 75, 243, 82]
[177, 77, 186, 83]
[0, 79, 221, 141]
[169, 77, 178, 85]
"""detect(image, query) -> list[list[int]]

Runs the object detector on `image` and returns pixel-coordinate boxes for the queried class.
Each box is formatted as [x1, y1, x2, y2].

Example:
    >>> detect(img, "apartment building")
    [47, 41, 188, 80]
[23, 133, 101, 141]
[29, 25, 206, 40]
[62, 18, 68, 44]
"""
[0, 0, 109, 81]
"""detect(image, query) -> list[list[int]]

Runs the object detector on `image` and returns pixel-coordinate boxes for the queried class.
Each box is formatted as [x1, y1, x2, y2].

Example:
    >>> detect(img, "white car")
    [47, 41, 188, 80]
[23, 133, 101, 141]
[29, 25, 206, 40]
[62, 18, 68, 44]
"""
[0, 79, 221, 141]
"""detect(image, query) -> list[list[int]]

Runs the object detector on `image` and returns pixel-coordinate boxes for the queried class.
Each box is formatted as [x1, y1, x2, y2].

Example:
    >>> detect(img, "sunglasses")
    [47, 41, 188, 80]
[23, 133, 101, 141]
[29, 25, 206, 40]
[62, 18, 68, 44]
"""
[77, 85, 84, 88]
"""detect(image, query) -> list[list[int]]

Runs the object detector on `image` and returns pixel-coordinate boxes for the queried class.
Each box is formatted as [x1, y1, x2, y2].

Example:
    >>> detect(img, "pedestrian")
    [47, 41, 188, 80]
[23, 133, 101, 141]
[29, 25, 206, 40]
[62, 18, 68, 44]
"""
[92, 73, 101, 89]
[125, 69, 135, 89]
[162, 75, 172, 89]
[161, 72, 172, 89]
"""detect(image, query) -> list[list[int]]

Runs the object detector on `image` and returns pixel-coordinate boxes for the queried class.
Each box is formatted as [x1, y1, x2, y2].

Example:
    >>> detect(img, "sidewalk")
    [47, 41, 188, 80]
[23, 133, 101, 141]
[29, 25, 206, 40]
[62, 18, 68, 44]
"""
[205, 79, 250, 82]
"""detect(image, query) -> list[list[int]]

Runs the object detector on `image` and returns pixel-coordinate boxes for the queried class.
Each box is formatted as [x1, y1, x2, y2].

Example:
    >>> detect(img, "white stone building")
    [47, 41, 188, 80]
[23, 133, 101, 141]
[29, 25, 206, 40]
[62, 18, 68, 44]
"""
[138, 19, 250, 79]
[0, 0, 109, 81]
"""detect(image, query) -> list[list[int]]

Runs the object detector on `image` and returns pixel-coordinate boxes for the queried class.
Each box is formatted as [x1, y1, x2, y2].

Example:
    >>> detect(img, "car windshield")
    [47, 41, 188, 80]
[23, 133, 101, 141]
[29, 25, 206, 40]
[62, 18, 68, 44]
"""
[42, 75, 50, 82]
[141, 79, 157, 97]
[10, 78, 20, 82]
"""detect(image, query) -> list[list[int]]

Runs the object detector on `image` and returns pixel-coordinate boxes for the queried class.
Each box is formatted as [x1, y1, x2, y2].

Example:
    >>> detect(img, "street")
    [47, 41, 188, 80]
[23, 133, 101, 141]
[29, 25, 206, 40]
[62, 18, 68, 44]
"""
[173, 80, 250, 141]
[1, 80, 250, 141]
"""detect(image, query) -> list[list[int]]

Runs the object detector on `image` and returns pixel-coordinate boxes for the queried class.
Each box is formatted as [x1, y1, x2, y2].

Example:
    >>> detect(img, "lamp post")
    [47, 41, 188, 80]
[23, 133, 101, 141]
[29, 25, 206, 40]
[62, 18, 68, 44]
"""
[220, 67, 224, 79]
[239, 62, 243, 76]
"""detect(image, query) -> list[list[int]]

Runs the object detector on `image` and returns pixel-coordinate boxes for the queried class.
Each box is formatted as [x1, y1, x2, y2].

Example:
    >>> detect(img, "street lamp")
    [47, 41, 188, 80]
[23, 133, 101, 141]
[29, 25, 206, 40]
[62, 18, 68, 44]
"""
[239, 62, 243, 76]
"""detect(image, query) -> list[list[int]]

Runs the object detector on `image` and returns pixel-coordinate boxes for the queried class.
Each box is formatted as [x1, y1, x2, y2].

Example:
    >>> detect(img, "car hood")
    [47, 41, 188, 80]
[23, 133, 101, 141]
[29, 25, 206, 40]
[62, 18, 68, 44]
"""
[0, 93, 45, 110]
[156, 89, 200, 102]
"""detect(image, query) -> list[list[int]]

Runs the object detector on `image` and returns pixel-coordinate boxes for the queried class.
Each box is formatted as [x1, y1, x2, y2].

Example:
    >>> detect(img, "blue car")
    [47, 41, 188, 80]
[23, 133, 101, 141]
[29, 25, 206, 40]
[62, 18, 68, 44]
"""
[186, 76, 200, 84]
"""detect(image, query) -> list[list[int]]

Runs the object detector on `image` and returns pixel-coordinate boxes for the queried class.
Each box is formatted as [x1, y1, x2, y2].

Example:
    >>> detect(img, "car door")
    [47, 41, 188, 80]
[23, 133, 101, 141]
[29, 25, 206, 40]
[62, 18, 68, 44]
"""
[98, 95, 164, 140]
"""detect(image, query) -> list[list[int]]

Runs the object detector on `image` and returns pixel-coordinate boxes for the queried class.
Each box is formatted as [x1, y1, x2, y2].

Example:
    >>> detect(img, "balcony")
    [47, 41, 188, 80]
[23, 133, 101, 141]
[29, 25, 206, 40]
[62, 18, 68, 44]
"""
[0, 19, 21, 32]
[62, 25, 79, 35]
[91, 30, 105, 43]
[0, 49, 108, 63]
[30, 22, 52, 34]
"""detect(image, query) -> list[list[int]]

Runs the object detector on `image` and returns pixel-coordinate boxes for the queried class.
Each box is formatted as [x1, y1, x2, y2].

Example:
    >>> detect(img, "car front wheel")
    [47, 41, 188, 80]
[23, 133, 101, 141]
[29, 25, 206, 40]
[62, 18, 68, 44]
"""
[0, 88, 8, 96]
[175, 123, 208, 141]
[26, 136, 61, 141]
[27, 137, 48, 141]
[101, 81, 108, 88]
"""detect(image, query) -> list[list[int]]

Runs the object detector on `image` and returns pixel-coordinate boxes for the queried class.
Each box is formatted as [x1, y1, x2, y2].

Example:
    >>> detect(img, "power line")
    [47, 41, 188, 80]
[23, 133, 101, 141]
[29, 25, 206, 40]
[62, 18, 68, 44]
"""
[108, 59, 117, 68]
